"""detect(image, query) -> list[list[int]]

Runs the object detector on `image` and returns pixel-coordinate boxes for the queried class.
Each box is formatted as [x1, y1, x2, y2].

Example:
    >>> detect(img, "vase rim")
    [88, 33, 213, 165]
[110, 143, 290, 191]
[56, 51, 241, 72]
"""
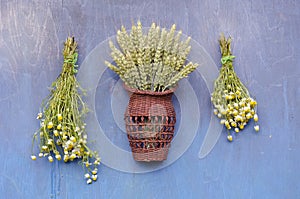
[123, 83, 176, 95]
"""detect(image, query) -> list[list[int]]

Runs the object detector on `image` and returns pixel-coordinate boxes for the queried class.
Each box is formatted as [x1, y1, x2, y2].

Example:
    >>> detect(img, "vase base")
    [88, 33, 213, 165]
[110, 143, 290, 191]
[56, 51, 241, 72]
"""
[131, 147, 170, 162]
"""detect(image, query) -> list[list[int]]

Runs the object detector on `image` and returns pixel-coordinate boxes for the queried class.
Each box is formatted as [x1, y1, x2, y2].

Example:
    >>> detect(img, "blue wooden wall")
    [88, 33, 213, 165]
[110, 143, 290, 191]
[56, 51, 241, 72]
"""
[0, 0, 299, 198]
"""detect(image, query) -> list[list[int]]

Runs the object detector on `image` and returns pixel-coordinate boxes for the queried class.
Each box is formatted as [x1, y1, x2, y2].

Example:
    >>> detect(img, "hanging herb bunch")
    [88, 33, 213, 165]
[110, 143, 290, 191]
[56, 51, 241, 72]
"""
[31, 37, 101, 184]
[211, 34, 259, 142]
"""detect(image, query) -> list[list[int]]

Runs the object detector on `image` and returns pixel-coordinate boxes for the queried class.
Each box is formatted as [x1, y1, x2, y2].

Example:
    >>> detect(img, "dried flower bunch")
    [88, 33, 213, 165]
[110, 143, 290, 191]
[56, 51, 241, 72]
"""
[105, 21, 198, 92]
[31, 37, 100, 184]
[211, 34, 259, 142]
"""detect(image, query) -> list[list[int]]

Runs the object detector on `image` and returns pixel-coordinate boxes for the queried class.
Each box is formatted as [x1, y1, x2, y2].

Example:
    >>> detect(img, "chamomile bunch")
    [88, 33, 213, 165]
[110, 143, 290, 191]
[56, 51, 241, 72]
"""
[211, 34, 259, 142]
[31, 37, 100, 184]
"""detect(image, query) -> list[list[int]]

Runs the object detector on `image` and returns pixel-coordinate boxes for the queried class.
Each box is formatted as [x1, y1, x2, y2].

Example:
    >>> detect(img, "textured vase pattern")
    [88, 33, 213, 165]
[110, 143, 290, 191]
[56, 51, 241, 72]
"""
[124, 87, 176, 162]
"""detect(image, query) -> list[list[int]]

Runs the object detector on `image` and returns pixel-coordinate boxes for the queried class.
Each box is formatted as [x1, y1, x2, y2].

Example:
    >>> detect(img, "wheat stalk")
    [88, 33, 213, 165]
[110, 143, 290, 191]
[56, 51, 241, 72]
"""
[106, 21, 198, 92]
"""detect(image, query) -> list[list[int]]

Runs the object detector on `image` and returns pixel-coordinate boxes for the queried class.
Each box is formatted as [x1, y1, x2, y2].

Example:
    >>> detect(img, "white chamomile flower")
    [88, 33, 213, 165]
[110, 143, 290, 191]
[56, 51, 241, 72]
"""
[220, 119, 226, 124]
[57, 124, 62, 130]
[53, 130, 59, 136]
[92, 169, 98, 175]
[70, 136, 76, 142]
[70, 153, 76, 160]
[84, 173, 90, 179]
[55, 154, 61, 160]
[48, 156, 54, 162]
[42, 145, 48, 150]
[92, 175, 98, 181]
[254, 114, 258, 122]
[227, 135, 233, 142]
[36, 113, 43, 119]
[57, 113, 63, 121]
[47, 122, 53, 129]
[87, 178, 92, 184]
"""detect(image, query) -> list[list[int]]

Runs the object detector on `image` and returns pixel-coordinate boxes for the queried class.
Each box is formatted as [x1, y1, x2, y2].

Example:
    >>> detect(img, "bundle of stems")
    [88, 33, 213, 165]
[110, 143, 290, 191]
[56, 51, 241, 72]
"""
[211, 34, 259, 141]
[105, 21, 198, 92]
[31, 37, 100, 184]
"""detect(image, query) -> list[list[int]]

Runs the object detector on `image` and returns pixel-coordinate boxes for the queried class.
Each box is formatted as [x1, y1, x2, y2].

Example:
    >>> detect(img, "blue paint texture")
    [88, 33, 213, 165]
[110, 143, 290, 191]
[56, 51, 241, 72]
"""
[0, 0, 299, 198]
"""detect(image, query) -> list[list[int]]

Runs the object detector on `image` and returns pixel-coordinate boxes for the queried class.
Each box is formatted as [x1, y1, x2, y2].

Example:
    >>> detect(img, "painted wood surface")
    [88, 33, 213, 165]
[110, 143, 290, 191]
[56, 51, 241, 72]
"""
[0, 0, 299, 198]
